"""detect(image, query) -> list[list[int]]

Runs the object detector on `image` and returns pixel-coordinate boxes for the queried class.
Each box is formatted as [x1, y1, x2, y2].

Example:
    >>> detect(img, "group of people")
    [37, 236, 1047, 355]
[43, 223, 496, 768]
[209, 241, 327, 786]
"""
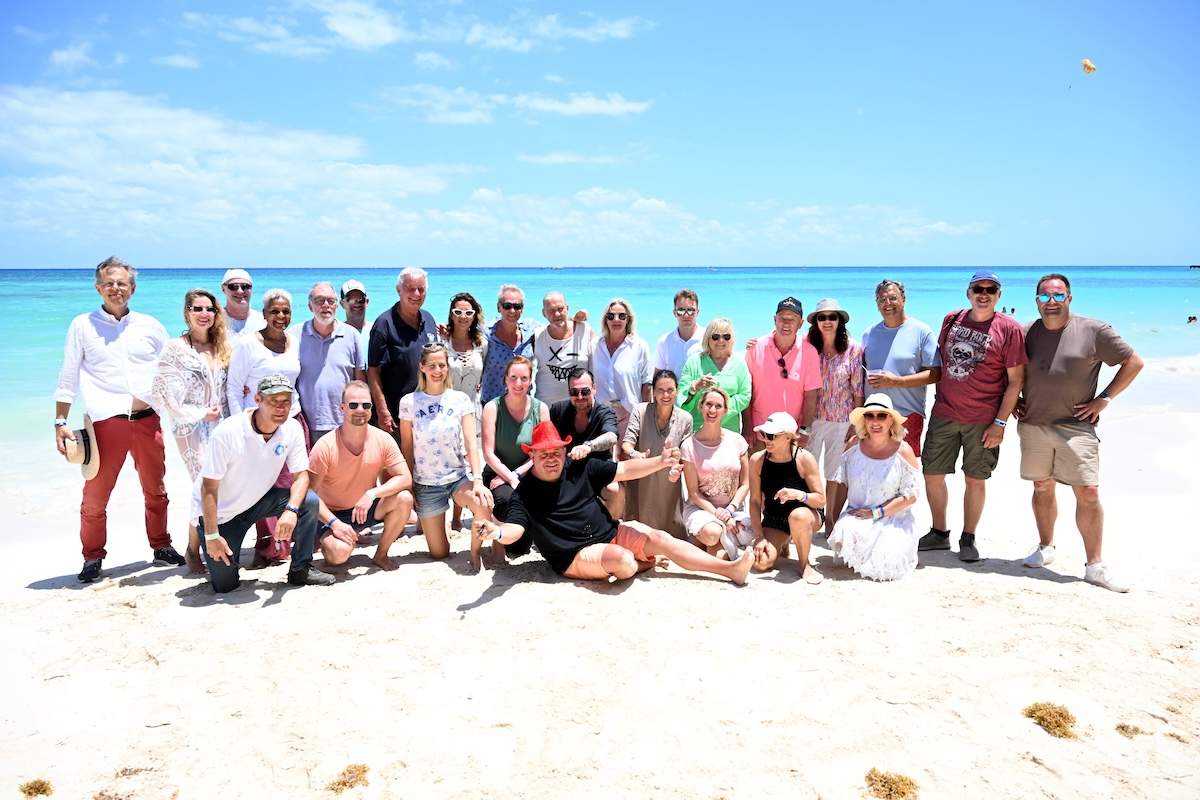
[55, 259, 1142, 594]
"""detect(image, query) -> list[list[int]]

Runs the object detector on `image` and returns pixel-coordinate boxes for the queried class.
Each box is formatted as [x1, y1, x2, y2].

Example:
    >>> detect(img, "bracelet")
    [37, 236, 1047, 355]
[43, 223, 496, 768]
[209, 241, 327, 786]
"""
[54, 419, 68, 428]
[204, 532, 221, 541]
[365, 489, 376, 501]
[878, 504, 886, 518]
[1098, 391, 1111, 400]
[992, 418, 1007, 427]
[800, 491, 808, 504]
[284, 504, 300, 515]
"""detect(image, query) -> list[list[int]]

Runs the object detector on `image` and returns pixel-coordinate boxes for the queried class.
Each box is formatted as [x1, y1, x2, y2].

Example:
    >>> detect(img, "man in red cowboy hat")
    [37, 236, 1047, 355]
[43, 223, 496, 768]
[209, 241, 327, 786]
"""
[473, 421, 755, 584]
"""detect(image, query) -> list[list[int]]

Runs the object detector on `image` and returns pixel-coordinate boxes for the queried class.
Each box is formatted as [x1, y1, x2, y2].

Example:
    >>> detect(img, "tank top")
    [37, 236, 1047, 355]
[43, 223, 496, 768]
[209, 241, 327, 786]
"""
[761, 446, 810, 522]
[483, 395, 543, 479]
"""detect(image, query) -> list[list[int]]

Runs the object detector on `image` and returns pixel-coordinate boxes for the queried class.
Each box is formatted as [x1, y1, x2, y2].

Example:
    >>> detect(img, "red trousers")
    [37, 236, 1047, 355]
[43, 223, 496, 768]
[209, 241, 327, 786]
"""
[81, 413, 171, 560]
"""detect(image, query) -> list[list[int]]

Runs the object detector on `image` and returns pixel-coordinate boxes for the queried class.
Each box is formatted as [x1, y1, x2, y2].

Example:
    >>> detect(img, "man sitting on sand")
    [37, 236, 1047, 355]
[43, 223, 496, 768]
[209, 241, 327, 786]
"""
[198, 373, 335, 592]
[308, 381, 415, 571]
[473, 421, 754, 584]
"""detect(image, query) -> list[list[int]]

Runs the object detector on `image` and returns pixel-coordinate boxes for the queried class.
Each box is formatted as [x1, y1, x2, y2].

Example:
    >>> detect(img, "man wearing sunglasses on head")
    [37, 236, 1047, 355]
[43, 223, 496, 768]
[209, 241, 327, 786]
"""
[918, 270, 1028, 563]
[1012, 274, 1143, 592]
[307, 381, 415, 571]
[291, 282, 367, 445]
[549, 368, 624, 518]
[220, 268, 264, 337]
[744, 297, 823, 452]
[480, 284, 538, 404]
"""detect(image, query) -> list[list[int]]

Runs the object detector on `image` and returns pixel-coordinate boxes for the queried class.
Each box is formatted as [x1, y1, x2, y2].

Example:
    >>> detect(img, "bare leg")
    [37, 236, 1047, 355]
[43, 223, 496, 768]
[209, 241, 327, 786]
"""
[694, 521, 723, 549]
[185, 524, 207, 574]
[788, 507, 822, 583]
[822, 479, 842, 537]
[563, 544, 639, 581]
[452, 483, 492, 572]
[642, 528, 754, 585]
[1031, 479, 1058, 547]
[320, 531, 354, 566]
[420, 513, 451, 561]
[963, 475, 986, 534]
[754, 528, 789, 571]
[925, 473, 949, 531]
[372, 492, 414, 571]
[1072, 485, 1104, 564]
[601, 481, 625, 520]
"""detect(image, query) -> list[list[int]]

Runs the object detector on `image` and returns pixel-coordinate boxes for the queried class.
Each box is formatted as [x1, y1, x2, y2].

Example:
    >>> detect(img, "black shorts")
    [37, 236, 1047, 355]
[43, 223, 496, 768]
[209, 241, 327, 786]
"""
[762, 506, 825, 533]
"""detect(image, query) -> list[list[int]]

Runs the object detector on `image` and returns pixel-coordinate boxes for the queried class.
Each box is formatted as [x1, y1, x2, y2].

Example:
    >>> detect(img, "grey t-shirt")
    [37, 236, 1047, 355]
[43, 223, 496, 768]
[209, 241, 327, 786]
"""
[1021, 315, 1134, 427]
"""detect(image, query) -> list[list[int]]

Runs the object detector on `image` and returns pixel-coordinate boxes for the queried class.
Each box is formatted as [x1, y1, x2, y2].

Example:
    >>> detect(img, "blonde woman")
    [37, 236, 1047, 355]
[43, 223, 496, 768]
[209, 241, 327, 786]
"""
[591, 298, 653, 442]
[679, 317, 751, 433]
[681, 386, 749, 554]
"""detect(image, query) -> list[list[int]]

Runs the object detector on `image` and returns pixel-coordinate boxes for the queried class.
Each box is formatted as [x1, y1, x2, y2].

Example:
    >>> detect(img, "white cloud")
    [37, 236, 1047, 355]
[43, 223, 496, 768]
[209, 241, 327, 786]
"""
[413, 51, 453, 71]
[464, 22, 536, 52]
[305, 0, 411, 49]
[182, 12, 327, 58]
[152, 54, 200, 69]
[517, 152, 621, 165]
[574, 188, 641, 206]
[382, 84, 497, 124]
[14, 25, 53, 44]
[529, 14, 655, 42]
[50, 42, 95, 70]
[472, 188, 504, 202]
[544, 74, 565, 83]
[509, 92, 652, 116]
[782, 205, 824, 217]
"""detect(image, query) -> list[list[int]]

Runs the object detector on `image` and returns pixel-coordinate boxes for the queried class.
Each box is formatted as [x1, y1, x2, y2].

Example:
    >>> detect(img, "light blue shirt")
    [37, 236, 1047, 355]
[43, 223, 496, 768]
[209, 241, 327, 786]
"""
[290, 319, 365, 430]
[861, 318, 942, 418]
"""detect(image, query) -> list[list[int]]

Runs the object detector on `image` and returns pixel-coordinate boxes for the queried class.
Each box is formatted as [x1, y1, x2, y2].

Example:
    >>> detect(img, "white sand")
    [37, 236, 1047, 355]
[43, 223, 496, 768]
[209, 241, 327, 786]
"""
[3, 402, 1199, 799]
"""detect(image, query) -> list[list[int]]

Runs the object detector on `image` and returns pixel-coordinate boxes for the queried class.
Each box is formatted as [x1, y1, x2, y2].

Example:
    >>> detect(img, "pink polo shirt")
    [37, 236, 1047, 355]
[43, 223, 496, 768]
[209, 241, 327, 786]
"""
[745, 333, 822, 436]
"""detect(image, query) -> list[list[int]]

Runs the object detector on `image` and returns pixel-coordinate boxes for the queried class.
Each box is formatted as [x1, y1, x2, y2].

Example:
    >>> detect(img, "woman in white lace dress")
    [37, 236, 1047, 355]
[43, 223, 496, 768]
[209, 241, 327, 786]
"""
[152, 288, 231, 573]
[828, 393, 922, 581]
[441, 292, 487, 530]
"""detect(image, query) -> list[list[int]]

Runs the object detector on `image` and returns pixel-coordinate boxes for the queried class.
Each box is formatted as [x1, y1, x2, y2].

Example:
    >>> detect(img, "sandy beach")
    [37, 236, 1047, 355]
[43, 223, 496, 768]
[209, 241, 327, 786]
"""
[3, 389, 1199, 799]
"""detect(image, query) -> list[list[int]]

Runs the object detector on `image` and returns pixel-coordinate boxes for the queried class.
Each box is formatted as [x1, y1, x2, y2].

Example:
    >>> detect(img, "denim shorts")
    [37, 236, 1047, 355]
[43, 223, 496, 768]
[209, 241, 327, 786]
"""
[413, 476, 471, 519]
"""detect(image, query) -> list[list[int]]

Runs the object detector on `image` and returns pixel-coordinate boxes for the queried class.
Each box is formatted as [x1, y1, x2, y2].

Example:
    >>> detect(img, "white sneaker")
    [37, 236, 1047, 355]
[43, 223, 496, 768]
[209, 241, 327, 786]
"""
[1022, 545, 1056, 568]
[1084, 562, 1130, 593]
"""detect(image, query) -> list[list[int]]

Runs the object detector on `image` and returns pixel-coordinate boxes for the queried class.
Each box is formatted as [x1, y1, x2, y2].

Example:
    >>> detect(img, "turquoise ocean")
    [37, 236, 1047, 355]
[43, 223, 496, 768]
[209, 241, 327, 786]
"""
[5, 264, 1200, 448]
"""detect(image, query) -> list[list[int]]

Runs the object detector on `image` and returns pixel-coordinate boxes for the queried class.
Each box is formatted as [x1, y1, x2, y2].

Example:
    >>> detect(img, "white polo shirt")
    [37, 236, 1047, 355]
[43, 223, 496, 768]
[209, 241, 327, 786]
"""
[193, 410, 309, 524]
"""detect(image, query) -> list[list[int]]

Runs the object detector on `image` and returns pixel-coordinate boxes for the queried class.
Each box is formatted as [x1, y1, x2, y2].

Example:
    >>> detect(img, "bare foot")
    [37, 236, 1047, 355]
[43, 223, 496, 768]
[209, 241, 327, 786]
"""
[372, 552, 399, 571]
[467, 551, 484, 574]
[489, 540, 507, 563]
[185, 546, 208, 575]
[731, 547, 755, 585]
[803, 563, 824, 585]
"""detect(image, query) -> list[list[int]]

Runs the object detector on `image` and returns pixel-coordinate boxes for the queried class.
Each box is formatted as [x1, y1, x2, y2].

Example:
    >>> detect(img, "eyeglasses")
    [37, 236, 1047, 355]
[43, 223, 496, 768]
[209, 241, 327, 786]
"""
[675, 307, 697, 316]
[606, 312, 628, 321]
[225, 283, 252, 292]
[777, 357, 789, 379]
[189, 305, 216, 313]
[1037, 292, 1067, 303]
[98, 281, 131, 291]
[862, 412, 891, 421]
[500, 302, 524, 311]
[814, 313, 841, 322]
[451, 308, 476, 317]
[970, 285, 999, 295]
[568, 387, 593, 397]
[312, 297, 338, 306]
[346, 401, 373, 410]
[710, 333, 731, 341]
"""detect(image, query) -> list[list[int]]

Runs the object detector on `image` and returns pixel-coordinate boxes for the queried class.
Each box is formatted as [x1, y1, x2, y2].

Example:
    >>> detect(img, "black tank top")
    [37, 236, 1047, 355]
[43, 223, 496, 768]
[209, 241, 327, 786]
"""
[761, 446, 810, 521]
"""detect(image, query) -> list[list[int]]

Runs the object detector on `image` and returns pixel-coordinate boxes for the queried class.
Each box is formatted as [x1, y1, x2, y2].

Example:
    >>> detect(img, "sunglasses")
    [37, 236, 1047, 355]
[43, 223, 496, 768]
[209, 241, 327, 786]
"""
[1037, 292, 1067, 303]
[606, 312, 628, 321]
[189, 305, 215, 313]
[225, 283, 252, 292]
[862, 412, 891, 421]
[710, 333, 731, 341]
[500, 302, 524, 311]
[451, 308, 476, 317]
[777, 357, 788, 380]
[344, 296, 368, 305]
[346, 401, 373, 410]
[762, 431, 785, 441]
[814, 313, 841, 322]
[312, 297, 338, 306]
[569, 387, 593, 397]
[675, 307, 697, 316]
[970, 285, 999, 295]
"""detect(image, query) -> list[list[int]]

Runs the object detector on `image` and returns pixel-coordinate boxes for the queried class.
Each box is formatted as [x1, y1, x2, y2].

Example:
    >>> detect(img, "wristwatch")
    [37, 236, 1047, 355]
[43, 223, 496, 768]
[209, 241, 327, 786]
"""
[797, 426, 812, 436]
[1098, 391, 1111, 400]
[467, 471, 480, 482]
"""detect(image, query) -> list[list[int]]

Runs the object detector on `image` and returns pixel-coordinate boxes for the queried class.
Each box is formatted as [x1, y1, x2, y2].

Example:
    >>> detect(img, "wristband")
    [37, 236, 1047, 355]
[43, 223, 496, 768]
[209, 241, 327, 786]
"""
[54, 419, 68, 428]
[1098, 391, 1111, 400]
[204, 533, 221, 541]
[284, 504, 300, 515]
[365, 489, 376, 501]
[878, 504, 886, 518]
[992, 418, 1006, 427]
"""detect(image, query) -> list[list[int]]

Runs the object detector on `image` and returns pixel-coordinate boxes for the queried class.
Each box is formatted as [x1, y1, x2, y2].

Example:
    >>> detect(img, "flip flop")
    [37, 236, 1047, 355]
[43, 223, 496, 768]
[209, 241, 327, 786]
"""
[804, 566, 824, 585]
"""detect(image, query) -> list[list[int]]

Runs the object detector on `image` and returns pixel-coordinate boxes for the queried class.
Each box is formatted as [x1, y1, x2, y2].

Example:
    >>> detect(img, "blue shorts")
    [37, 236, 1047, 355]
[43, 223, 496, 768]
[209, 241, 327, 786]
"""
[413, 476, 471, 519]
[331, 498, 381, 529]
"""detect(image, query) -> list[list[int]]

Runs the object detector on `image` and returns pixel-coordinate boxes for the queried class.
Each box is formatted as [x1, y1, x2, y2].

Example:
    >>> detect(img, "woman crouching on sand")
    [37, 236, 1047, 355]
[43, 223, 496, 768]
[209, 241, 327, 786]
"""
[681, 387, 749, 555]
[828, 393, 921, 581]
[747, 411, 825, 583]
[398, 343, 494, 571]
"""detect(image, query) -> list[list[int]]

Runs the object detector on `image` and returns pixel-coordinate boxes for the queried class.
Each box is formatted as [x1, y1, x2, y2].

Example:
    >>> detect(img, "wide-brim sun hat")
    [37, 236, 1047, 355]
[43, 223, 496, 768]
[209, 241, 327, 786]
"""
[63, 414, 99, 481]
[848, 393, 906, 428]
[521, 420, 573, 454]
[806, 298, 850, 325]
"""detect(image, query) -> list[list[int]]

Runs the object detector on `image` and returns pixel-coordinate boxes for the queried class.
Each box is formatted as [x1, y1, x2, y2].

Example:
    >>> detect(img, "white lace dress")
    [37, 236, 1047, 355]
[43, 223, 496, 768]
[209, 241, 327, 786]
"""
[443, 335, 487, 431]
[828, 444, 921, 581]
[152, 339, 229, 480]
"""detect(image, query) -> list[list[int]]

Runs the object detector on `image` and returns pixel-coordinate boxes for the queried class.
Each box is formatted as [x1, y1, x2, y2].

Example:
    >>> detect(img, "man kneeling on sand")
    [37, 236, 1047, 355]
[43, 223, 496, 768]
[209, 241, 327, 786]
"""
[308, 380, 415, 570]
[473, 421, 754, 584]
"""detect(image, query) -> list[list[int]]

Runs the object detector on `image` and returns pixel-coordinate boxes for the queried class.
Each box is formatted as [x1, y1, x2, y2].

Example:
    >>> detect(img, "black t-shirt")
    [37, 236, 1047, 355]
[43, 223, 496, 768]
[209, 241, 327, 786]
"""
[507, 458, 619, 574]
[548, 400, 618, 461]
[368, 304, 439, 417]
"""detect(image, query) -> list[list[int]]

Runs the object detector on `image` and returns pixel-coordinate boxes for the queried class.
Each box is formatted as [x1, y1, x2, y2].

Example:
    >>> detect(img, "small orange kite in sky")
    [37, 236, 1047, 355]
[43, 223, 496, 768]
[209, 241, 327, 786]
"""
[1082, 59, 1097, 74]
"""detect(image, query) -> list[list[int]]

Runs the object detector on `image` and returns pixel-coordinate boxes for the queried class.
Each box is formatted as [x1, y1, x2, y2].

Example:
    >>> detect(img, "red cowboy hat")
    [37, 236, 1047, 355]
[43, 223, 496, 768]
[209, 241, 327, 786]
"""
[521, 420, 572, 454]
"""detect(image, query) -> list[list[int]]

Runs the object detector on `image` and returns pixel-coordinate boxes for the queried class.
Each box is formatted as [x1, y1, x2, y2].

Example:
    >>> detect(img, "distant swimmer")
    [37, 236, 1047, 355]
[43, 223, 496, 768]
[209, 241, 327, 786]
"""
[1188, 316, 1197, 324]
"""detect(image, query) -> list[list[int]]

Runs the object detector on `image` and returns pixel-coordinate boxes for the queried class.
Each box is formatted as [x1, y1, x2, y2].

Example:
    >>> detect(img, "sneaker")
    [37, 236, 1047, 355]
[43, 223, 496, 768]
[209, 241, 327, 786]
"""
[1022, 545, 1056, 568]
[958, 534, 980, 562]
[78, 559, 103, 583]
[152, 546, 187, 567]
[918, 529, 951, 551]
[1084, 562, 1129, 593]
[287, 564, 336, 587]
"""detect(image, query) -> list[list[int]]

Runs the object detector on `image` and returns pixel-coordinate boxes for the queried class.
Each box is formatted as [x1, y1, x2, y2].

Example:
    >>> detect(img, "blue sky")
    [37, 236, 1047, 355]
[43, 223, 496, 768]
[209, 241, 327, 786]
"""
[2, 1, 1197, 268]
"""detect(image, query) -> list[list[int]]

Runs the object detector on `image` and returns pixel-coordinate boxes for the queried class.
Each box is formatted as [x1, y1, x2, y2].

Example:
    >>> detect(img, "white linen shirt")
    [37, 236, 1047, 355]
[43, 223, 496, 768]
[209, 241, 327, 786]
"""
[590, 335, 653, 411]
[55, 308, 170, 422]
[654, 327, 703, 379]
[192, 411, 309, 524]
